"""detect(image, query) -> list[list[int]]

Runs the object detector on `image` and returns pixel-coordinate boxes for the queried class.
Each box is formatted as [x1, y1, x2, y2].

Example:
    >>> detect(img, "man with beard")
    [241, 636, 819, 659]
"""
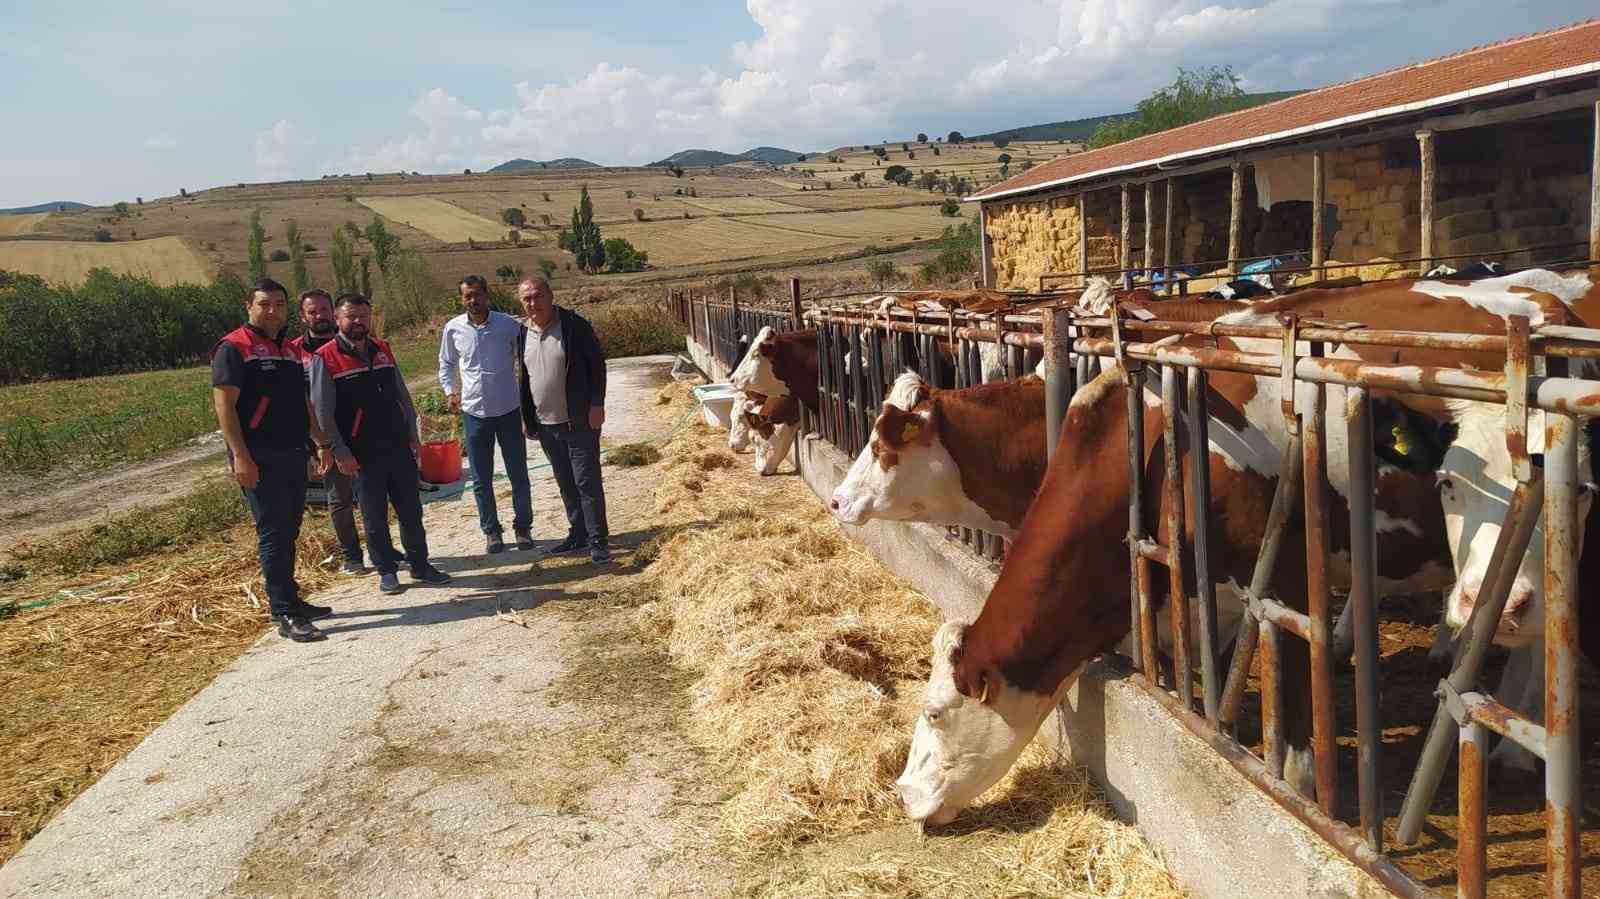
[309, 293, 452, 595]
[289, 289, 365, 575]
[211, 278, 336, 642]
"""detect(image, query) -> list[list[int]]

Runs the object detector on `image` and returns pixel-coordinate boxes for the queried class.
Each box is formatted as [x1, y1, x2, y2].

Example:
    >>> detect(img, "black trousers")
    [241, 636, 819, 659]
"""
[536, 423, 608, 548]
[353, 449, 430, 574]
[240, 447, 308, 618]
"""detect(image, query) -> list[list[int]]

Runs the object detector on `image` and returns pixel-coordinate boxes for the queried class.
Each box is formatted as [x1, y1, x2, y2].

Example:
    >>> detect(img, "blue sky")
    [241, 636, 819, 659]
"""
[2, 1, 1594, 207]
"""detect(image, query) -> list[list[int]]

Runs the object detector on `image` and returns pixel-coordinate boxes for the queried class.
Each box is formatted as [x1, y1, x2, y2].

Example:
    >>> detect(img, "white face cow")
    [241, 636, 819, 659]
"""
[729, 326, 788, 396]
[827, 374, 1012, 537]
[1438, 402, 1594, 644]
[752, 417, 798, 476]
[727, 392, 763, 454]
[895, 622, 1063, 824]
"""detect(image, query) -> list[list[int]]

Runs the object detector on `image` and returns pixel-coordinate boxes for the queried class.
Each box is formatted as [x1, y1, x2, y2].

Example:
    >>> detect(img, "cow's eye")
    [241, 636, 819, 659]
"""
[925, 709, 941, 724]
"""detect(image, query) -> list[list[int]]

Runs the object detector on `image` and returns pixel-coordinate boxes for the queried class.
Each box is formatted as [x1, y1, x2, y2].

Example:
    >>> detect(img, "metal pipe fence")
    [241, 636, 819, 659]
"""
[675, 275, 1594, 895]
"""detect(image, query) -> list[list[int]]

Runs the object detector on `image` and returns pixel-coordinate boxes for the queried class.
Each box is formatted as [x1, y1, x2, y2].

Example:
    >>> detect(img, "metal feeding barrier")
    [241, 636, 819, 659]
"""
[1059, 305, 1599, 898]
[673, 276, 1596, 896]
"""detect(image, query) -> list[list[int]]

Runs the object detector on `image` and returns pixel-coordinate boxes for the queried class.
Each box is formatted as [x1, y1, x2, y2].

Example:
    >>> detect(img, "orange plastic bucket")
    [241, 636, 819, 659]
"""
[419, 439, 462, 483]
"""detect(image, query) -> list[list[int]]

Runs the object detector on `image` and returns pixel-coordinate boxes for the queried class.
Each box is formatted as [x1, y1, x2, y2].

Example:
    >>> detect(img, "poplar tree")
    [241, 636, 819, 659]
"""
[246, 209, 266, 283]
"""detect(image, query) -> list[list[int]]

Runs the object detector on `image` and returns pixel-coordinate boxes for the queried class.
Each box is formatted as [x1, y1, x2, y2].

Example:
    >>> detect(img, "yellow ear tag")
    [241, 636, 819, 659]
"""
[900, 422, 921, 443]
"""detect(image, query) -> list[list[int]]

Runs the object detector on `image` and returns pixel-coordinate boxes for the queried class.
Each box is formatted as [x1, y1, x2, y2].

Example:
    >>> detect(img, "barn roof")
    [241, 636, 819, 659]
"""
[971, 19, 1600, 203]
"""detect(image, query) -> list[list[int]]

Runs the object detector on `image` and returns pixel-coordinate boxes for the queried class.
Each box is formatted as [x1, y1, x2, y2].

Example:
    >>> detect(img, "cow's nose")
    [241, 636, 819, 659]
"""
[828, 495, 840, 511]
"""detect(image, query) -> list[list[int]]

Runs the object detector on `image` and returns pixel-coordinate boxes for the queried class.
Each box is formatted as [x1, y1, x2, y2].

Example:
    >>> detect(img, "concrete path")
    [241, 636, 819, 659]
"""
[0, 355, 740, 898]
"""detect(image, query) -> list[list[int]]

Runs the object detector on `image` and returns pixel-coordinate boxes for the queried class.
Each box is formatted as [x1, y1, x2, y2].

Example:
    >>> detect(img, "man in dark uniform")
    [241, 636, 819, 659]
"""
[288, 288, 366, 575]
[211, 278, 336, 642]
[309, 293, 452, 595]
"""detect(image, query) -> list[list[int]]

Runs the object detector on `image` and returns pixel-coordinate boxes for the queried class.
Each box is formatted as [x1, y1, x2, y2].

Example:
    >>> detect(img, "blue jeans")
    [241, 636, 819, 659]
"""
[354, 449, 430, 575]
[463, 409, 532, 536]
[240, 447, 308, 618]
[536, 423, 608, 549]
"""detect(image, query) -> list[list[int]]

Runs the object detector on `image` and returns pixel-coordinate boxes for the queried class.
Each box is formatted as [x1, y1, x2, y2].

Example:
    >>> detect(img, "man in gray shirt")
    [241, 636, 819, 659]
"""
[516, 277, 611, 564]
[440, 275, 532, 554]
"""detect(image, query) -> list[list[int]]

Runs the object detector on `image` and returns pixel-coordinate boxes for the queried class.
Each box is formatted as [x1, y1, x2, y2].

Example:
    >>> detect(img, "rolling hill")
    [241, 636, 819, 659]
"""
[647, 146, 807, 168]
[488, 157, 600, 172]
[969, 91, 1304, 143]
[0, 201, 90, 215]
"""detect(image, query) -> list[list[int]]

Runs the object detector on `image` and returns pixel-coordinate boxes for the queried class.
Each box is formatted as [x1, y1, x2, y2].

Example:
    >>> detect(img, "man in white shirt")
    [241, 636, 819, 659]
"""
[439, 275, 533, 554]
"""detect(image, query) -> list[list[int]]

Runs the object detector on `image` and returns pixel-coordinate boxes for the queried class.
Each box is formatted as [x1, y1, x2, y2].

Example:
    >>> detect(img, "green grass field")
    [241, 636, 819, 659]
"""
[0, 334, 440, 477]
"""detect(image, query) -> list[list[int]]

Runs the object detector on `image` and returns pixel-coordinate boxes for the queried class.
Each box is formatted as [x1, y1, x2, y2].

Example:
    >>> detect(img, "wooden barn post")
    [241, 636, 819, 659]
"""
[1228, 158, 1244, 272]
[1417, 129, 1436, 272]
[1077, 192, 1090, 287]
[1311, 151, 1326, 273]
[1120, 182, 1132, 288]
[1591, 99, 1600, 263]
[978, 203, 995, 287]
[789, 277, 802, 325]
[1043, 307, 1074, 459]
[1163, 177, 1176, 289]
[1144, 182, 1156, 281]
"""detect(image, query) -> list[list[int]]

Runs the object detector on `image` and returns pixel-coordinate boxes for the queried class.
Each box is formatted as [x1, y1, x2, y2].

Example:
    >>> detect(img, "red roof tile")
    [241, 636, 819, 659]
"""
[973, 19, 1600, 202]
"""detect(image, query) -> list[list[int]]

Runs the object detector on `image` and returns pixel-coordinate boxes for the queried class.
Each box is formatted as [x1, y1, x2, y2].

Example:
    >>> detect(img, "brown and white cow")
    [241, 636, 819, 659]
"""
[743, 394, 801, 475]
[829, 372, 1048, 538]
[895, 270, 1597, 821]
[729, 326, 819, 412]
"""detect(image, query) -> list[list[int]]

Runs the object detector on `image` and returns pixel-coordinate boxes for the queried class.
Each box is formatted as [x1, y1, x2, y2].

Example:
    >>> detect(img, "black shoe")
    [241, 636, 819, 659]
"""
[545, 535, 589, 556]
[409, 563, 452, 585]
[278, 616, 327, 643]
[294, 600, 334, 620]
[590, 546, 613, 565]
[378, 572, 404, 595]
[340, 559, 368, 575]
[514, 529, 535, 551]
[486, 534, 506, 554]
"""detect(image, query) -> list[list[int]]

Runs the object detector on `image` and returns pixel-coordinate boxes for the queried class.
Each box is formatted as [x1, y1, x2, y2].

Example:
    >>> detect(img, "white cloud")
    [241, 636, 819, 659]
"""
[255, 119, 314, 181]
[145, 134, 178, 150]
[325, 0, 1561, 173]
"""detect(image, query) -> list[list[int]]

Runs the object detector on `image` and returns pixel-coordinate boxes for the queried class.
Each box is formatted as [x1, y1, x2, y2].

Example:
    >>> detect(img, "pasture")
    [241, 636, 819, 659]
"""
[355, 196, 516, 243]
[0, 213, 49, 237]
[2, 133, 1078, 289]
[0, 236, 211, 286]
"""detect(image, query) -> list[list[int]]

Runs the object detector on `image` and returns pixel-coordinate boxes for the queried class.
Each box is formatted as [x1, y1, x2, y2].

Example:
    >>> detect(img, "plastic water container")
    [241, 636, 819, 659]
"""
[692, 383, 743, 430]
[419, 439, 463, 483]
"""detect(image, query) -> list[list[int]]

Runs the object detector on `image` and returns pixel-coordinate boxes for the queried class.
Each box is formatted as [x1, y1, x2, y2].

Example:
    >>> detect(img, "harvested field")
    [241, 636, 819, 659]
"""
[635, 400, 1182, 896]
[729, 206, 953, 241]
[779, 191, 941, 211]
[0, 236, 211, 286]
[356, 196, 511, 243]
[681, 196, 806, 215]
[606, 217, 848, 266]
[0, 213, 49, 237]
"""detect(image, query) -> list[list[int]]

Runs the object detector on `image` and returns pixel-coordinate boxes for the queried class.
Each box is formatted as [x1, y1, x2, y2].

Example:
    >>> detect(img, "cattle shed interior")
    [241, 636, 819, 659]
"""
[976, 20, 1600, 293]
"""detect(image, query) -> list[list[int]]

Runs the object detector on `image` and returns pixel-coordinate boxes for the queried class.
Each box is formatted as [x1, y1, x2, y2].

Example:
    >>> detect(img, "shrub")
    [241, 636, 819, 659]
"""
[587, 303, 686, 357]
[994, 138, 1010, 148]
[93, 229, 112, 242]
[602, 238, 648, 273]
[916, 133, 928, 143]
[378, 249, 446, 331]
[872, 147, 887, 159]
[113, 202, 130, 216]
[502, 207, 527, 227]
[543, 192, 551, 201]
[947, 131, 963, 144]
[865, 257, 898, 289]
[269, 249, 291, 262]
[918, 220, 980, 281]
[495, 264, 522, 283]
[862, 244, 882, 256]
[624, 189, 635, 199]
[941, 198, 961, 216]
[633, 208, 645, 222]
[537, 258, 558, 280]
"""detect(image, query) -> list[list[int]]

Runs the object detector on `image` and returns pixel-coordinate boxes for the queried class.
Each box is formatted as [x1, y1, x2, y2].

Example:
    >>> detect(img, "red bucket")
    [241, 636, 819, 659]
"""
[418, 439, 462, 483]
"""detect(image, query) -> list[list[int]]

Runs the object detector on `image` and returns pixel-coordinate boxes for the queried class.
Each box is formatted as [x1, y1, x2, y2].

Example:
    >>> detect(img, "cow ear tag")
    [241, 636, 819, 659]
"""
[900, 422, 921, 443]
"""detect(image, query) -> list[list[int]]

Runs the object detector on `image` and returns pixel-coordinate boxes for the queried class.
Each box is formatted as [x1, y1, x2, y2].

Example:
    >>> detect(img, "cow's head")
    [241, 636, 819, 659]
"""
[1439, 402, 1595, 645]
[828, 375, 952, 526]
[895, 622, 1059, 824]
[727, 392, 764, 453]
[751, 416, 798, 476]
[730, 326, 787, 396]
